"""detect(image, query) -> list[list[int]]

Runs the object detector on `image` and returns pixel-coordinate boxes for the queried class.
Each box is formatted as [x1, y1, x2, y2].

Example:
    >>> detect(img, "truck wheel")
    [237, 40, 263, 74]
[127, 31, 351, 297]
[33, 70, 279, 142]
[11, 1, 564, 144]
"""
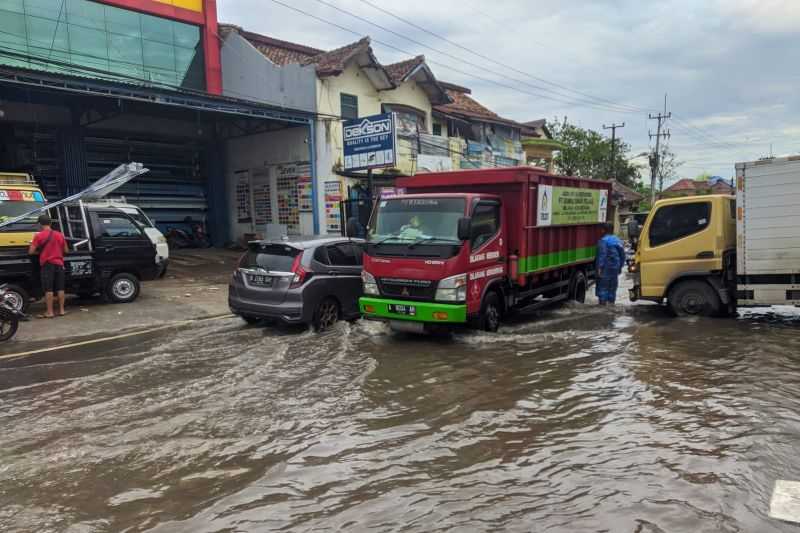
[569, 271, 588, 303]
[478, 292, 502, 332]
[668, 280, 721, 317]
[106, 273, 141, 303]
[313, 297, 340, 332]
[3, 284, 29, 314]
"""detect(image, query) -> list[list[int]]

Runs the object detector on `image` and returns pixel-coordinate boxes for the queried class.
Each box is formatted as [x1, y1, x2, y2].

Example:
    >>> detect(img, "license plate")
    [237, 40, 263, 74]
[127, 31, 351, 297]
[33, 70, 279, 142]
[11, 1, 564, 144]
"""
[389, 304, 416, 316]
[248, 274, 272, 287]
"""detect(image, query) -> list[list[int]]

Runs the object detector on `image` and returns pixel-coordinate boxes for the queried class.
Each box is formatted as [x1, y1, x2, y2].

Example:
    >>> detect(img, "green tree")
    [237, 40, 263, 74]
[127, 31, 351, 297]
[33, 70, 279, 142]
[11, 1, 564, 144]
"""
[657, 147, 683, 191]
[694, 171, 712, 182]
[548, 117, 641, 187]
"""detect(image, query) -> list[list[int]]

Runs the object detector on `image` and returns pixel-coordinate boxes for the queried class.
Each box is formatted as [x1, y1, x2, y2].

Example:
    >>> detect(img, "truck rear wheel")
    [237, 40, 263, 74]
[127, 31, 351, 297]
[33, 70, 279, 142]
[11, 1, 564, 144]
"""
[478, 292, 501, 332]
[569, 271, 587, 303]
[668, 280, 721, 317]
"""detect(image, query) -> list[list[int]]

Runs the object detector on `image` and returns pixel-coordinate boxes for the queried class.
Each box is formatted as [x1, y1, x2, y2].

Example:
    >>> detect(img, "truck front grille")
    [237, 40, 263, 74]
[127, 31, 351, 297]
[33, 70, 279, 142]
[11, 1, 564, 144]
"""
[379, 278, 437, 300]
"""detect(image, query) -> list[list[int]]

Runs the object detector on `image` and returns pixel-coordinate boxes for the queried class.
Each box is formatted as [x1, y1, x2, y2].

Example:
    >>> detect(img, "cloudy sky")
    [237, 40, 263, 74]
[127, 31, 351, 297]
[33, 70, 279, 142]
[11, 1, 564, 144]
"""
[219, 0, 800, 184]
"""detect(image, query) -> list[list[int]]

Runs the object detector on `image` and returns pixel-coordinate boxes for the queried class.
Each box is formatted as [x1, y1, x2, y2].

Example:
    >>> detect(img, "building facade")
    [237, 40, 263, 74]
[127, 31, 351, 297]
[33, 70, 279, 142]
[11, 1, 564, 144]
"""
[0, 0, 317, 246]
[221, 27, 449, 237]
[0, 0, 221, 93]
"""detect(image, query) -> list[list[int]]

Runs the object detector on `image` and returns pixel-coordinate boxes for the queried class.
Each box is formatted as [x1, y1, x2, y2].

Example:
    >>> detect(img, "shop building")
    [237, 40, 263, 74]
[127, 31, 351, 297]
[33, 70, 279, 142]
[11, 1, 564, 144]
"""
[221, 27, 450, 236]
[0, 0, 316, 245]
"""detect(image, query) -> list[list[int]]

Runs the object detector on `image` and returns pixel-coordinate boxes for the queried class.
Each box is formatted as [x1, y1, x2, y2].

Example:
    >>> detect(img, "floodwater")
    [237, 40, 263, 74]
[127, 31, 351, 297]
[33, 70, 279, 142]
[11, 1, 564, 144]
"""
[2, 303, 800, 532]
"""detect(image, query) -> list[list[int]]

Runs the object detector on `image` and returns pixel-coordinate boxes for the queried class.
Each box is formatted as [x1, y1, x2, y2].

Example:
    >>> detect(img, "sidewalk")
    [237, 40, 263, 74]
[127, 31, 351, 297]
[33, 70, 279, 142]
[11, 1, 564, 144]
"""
[3, 248, 242, 346]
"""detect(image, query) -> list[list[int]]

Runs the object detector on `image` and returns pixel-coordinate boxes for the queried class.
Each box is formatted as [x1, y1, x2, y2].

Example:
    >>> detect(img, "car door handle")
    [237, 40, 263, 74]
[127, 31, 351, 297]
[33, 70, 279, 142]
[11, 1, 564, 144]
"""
[696, 251, 714, 259]
[327, 270, 338, 276]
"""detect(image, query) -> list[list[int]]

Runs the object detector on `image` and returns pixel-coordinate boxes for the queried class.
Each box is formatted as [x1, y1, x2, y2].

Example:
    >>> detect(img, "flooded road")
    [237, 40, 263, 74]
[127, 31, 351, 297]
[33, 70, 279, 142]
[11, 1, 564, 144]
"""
[2, 304, 800, 532]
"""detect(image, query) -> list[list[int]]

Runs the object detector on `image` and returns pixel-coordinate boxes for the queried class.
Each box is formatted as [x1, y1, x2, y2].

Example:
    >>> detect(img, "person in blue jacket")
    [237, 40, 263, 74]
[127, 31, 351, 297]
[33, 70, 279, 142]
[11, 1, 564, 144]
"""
[595, 223, 626, 305]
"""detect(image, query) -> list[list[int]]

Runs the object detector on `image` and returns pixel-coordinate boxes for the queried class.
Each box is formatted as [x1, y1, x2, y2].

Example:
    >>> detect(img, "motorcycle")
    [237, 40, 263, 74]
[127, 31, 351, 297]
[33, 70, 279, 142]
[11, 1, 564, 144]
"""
[0, 284, 26, 342]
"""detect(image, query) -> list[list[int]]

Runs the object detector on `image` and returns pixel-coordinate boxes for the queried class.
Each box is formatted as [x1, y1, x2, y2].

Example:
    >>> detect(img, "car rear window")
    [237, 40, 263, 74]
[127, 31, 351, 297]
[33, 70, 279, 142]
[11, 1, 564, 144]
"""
[240, 244, 300, 272]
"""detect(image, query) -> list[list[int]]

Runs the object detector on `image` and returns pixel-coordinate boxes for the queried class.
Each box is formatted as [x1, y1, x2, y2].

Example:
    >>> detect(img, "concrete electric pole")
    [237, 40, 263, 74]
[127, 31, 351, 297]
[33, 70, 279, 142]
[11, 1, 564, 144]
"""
[603, 122, 625, 181]
[648, 94, 671, 207]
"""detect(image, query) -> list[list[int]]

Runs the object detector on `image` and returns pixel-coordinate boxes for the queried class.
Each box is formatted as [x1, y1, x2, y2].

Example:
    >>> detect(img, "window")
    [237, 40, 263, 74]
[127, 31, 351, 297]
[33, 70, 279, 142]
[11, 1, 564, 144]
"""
[730, 199, 736, 220]
[470, 202, 500, 249]
[648, 202, 711, 247]
[0, 0, 205, 90]
[240, 244, 299, 272]
[326, 243, 361, 266]
[313, 246, 329, 265]
[432, 123, 442, 136]
[341, 93, 358, 120]
[97, 214, 143, 238]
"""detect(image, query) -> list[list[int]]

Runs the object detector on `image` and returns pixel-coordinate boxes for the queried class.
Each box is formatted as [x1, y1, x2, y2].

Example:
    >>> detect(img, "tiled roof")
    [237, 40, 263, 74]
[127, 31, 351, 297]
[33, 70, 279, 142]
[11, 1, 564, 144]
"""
[302, 37, 372, 77]
[665, 178, 698, 192]
[524, 119, 546, 128]
[229, 26, 323, 66]
[384, 56, 425, 83]
[435, 86, 522, 128]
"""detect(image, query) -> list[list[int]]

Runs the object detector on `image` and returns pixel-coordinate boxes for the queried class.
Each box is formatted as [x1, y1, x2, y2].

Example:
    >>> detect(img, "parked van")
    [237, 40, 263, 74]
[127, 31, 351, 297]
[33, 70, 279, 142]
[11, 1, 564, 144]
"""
[85, 199, 169, 276]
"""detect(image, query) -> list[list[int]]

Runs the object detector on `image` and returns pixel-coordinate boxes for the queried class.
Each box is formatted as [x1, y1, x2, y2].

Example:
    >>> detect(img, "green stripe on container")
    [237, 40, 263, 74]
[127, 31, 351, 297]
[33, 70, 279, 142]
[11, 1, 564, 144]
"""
[360, 297, 467, 323]
[518, 245, 597, 274]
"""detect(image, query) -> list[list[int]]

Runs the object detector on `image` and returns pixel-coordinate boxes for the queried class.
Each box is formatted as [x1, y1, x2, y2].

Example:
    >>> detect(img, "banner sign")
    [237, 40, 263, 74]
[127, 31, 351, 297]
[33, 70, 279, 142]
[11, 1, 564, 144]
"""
[343, 113, 397, 171]
[537, 185, 608, 226]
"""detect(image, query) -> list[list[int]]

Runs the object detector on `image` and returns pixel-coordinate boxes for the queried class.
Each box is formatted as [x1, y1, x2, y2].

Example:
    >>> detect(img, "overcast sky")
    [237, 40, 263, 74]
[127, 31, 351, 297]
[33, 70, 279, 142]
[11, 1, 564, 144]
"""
[219, 0, 800, 184]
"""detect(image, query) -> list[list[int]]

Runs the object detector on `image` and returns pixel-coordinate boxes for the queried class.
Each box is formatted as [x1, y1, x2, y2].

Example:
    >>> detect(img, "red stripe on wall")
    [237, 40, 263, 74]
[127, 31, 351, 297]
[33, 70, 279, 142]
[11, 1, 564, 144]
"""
[96, 0, 205, 24]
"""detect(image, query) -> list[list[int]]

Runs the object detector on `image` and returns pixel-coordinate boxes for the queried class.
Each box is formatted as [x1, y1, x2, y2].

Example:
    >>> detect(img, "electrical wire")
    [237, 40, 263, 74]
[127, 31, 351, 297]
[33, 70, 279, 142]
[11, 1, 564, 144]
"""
[310, 0, 645, 114]
[354, 0, 654, 115]
[267, 0, 653, 115]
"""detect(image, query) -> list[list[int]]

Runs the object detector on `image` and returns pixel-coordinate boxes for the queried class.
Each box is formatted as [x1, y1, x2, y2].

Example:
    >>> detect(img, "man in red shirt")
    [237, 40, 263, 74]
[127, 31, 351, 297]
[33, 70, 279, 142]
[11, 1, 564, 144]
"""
[28, 214, 69, 318]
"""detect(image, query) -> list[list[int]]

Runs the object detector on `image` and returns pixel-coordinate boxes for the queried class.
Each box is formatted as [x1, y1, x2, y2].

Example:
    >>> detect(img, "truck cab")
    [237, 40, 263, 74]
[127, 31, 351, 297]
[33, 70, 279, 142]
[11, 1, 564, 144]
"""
[0, 172, 47, 248]
[359, 193, 505, 332]
[631, 194, 736, 315]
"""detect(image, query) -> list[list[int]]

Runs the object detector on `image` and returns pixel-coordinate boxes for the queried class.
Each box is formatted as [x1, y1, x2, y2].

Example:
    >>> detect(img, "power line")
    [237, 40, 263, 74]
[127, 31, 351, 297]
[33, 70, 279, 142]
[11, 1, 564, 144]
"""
[648, 94, 671, 201]
[353, 0, 653, 115]
[268, 0, 651, 115]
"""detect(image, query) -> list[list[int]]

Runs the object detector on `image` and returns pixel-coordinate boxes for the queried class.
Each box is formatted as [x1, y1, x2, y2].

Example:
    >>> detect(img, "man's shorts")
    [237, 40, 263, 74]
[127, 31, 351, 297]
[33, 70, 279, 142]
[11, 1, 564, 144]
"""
[41, 263, 65, 293]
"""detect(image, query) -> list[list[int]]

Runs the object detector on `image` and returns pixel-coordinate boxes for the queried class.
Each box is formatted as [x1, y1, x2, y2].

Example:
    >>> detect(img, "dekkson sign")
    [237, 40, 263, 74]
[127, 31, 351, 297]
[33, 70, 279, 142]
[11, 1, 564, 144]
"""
[343, 113, 397, 171]
[537, 185, 608, 226]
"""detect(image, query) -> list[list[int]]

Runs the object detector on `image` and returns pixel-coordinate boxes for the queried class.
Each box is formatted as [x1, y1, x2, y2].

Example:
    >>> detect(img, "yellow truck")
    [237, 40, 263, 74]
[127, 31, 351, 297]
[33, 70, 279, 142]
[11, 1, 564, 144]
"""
[0, 172, 47, 247]
[630, 156, 800, 316]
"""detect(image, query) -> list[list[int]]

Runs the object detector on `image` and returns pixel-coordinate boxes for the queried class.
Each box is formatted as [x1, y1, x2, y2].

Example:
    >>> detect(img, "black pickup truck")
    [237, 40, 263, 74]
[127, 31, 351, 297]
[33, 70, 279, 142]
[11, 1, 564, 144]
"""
[0, 201, 159, 313]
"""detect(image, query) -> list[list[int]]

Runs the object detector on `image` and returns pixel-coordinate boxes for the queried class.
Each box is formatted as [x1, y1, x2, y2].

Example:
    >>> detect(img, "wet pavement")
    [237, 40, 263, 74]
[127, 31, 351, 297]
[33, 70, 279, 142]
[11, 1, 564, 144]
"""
[2, 301, 800, 532]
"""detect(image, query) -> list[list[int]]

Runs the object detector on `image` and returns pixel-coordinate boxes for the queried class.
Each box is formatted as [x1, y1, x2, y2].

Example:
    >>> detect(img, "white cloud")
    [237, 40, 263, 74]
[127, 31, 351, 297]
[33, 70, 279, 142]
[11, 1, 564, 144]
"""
[714, 0, 800, 33]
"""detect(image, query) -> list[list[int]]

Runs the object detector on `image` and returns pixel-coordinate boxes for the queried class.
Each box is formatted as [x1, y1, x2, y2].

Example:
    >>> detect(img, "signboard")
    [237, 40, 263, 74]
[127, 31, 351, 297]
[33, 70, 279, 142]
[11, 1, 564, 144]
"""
[537, 185, 608, 226]
[343, 113, 397, 171]
[417, 154, 453, 173]
[324, 180, 343, 233]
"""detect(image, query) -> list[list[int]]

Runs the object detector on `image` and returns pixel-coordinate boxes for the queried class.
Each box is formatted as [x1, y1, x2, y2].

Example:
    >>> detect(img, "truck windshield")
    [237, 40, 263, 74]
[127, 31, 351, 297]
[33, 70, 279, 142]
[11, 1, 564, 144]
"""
[368, 197, 465, 244]
[0, 200, 45, 232]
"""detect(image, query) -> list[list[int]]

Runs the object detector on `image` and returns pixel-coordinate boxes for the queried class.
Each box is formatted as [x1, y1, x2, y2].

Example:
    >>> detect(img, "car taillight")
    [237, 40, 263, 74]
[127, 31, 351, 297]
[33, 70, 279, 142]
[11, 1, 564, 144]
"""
[289, 254, 309, 288]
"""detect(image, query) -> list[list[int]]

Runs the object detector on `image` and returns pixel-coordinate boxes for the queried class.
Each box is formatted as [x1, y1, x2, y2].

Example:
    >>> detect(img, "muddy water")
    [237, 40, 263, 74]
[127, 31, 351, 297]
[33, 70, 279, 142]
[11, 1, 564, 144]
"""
[1, 304, 800, 532]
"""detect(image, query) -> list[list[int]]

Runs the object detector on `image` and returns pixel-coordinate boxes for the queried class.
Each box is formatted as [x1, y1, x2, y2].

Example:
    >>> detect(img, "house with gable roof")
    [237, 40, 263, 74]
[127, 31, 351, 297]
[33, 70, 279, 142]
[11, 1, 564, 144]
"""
[220, 26, 449, 235]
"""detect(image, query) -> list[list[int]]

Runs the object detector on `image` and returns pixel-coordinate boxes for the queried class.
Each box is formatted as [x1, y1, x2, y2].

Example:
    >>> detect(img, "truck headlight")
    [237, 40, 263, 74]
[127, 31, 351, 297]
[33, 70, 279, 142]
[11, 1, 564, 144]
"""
[435, 274, 467, 302]
[362, 270, 379, 295]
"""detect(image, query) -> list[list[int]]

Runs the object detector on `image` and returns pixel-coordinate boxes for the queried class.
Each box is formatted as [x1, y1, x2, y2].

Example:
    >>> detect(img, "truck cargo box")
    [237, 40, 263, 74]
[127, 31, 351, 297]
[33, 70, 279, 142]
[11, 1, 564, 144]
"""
[736, 157, 800, 305]
[397, 167, 611, 278]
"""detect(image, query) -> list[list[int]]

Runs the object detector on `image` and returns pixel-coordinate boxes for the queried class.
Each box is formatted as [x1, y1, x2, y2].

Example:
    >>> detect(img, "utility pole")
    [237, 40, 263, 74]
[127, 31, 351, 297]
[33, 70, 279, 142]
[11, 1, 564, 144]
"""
[648, 94, 671, 206]
[603, 122, 625, 181]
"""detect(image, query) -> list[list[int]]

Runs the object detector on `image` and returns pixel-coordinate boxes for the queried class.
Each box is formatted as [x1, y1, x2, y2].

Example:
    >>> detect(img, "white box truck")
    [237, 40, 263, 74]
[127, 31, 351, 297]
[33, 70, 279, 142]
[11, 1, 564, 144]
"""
[630, 156, 800, 316]
[736, 156, 800, 306]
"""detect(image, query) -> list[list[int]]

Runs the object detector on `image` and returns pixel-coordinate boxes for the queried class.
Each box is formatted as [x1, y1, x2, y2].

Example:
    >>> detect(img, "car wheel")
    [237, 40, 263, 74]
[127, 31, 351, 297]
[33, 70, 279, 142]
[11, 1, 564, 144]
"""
[313, 297, 339, 332]
[668, 280, 721, 317]
[3, 284, 29, 314]
[479, 292, 501, 332]
[241, 315, 260, 325]
[106, 273, 141, 303]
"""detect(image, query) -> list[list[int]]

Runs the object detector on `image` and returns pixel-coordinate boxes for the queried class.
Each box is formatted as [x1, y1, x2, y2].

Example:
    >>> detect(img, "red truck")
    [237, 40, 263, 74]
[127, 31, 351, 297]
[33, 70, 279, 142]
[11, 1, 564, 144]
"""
[355, 167, 611, 333]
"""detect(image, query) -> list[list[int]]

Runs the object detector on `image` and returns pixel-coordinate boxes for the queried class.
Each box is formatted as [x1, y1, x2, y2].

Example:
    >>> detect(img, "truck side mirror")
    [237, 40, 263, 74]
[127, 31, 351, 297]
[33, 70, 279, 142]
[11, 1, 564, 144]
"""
[457, 217, 472, 242]
[346, 217, 359, 238]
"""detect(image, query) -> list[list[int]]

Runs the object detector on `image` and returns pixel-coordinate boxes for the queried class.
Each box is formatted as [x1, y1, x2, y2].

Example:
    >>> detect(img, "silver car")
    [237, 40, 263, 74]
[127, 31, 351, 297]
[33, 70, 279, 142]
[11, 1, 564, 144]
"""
[228, 236, 364, 331]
